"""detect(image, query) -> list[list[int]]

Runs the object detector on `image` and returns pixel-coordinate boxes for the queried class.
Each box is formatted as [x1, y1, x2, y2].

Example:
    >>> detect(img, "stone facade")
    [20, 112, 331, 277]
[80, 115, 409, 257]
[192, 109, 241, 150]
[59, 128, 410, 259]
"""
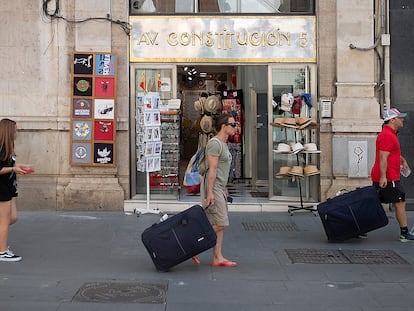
[1, 0, 129, 210]
[0, 0, 385, 209]
[318, 0, 384, 201]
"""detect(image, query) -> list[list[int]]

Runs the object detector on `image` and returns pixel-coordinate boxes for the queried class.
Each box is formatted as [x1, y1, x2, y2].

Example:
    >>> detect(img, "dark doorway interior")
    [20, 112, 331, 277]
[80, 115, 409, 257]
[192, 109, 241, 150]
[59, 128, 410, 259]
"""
[390, 3, 414, 209]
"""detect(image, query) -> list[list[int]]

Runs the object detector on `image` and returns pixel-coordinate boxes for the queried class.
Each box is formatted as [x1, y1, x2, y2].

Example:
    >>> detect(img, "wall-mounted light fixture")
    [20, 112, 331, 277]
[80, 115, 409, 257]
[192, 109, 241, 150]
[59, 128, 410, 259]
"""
[183, 66, 197, 75]
[183, 66, 198, 81]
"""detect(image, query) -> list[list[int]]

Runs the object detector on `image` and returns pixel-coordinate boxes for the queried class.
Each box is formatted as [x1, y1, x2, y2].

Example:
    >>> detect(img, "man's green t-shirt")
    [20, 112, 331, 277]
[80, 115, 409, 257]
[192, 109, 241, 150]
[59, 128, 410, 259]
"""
[205, 137, 232, 188]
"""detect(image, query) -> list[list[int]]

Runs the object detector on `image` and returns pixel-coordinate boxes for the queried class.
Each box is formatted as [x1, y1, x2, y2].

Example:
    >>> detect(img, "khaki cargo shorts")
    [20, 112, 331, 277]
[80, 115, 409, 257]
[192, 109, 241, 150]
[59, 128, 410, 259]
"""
[201, 177, 229, 227]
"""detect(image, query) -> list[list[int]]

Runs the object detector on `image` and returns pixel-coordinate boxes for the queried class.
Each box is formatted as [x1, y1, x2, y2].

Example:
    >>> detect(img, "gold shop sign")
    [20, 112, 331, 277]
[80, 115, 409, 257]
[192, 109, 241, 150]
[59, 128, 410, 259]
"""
[130, 16, 316, 63]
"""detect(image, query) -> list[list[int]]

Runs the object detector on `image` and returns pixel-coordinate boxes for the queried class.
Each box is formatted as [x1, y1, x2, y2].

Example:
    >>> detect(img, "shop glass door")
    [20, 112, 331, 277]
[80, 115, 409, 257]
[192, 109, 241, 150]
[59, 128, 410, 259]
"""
[256, 93, 269, 182]
[268, 65, 318, 202]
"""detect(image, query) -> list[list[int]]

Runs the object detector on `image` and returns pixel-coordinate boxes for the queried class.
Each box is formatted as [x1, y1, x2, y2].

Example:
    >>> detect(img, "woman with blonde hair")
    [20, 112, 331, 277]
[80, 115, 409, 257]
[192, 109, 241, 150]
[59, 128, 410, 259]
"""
[0, 118, 32, 262]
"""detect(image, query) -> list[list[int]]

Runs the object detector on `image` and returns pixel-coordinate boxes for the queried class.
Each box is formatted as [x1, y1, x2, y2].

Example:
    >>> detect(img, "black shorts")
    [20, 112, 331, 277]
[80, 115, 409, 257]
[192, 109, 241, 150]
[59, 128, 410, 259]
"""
[373, 181, 405, 203]
[0, 181, 17, 202]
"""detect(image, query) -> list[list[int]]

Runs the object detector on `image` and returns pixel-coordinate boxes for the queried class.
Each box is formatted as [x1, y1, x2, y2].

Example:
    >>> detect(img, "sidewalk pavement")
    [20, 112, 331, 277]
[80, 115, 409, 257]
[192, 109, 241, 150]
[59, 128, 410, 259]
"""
[1, 208, 414, 311]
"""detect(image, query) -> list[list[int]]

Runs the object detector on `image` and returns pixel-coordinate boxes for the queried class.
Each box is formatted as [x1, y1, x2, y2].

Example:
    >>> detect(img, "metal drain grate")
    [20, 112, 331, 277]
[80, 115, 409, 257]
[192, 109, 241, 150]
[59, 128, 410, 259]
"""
[341, 249, 410, 265]
[242, 221, 298, 232]
[285, 249, 410, 265]
[72, 281, 167, 304]
[286, 249, 349, 264]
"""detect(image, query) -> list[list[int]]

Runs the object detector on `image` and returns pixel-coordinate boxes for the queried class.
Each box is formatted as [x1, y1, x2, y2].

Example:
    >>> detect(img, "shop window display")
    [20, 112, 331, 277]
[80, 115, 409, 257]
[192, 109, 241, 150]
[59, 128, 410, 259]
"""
[270, 67, 319, 204]
[134, 68, 179, 196]
[130, 0, 314, 14]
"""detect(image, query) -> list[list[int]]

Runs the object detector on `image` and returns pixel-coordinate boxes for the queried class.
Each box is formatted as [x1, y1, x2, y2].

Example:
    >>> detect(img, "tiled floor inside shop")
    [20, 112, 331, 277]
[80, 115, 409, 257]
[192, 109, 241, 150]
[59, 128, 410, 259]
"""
[179, 178, 270, 204]
[178, 159, 270, 204]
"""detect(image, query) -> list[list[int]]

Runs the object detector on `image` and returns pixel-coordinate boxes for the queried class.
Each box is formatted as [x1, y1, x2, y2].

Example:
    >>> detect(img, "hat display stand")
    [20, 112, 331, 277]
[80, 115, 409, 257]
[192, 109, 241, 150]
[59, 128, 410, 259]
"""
[271, 99, 320, 216]
[135, 92, 165, 216]
[196, 94, 221, 153]
[186, 93, 225, 195]
[287, 124, 321, 215]
[287, 149, 318, 216]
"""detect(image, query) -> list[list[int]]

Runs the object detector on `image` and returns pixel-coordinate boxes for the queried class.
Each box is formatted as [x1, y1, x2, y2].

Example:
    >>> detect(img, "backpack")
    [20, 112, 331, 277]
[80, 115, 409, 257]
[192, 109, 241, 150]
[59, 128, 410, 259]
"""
[194, 137, 222, 176]
[183, 137, 223, 191]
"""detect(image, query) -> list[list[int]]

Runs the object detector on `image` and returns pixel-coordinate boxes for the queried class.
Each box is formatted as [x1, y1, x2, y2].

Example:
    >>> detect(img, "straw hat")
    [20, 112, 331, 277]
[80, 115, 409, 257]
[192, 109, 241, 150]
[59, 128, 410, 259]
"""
[193, 117, 202, 131]
[289, 166, 304, 177]
[275, 166, 291, 178]
[194, 100, 203, 112]
[295, 116, 312, 126]
[303, 143, 320, 153]
[199, 96, 207, 105]
[204, 95, 221, 113]
[273, 143, 291, 153]
[271, 117, 285, 127]
[303, 165, 320, 176]
[200, 115, 213, 133]
[281, 117, 297, 128]
[291, 142, 304, 154]
[298, 120, 317, 130]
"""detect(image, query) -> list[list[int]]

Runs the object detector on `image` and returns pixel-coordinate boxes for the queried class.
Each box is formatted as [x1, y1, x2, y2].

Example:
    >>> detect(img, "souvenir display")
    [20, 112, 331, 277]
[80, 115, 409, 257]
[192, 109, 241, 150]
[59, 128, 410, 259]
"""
[270, 93, 320, 215]
[70, 52, 117, 166]
[149, 111, 180, 193]
[136, 92, 162, 173]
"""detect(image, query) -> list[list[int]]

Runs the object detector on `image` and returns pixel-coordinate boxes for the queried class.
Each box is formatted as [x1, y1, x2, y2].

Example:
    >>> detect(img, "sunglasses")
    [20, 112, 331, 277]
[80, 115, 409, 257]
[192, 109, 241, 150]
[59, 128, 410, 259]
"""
[226, 122, 237, 127]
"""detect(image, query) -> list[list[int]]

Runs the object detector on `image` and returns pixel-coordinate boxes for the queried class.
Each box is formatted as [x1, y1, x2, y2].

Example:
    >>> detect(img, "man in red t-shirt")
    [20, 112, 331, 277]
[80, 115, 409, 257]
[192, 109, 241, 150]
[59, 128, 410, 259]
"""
[371, 108, 414, 242]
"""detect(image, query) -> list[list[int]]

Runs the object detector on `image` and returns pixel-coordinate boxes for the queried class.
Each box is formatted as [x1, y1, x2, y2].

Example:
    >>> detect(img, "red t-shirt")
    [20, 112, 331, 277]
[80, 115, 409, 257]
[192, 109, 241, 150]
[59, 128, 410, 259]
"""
[371, 125, 401, 182]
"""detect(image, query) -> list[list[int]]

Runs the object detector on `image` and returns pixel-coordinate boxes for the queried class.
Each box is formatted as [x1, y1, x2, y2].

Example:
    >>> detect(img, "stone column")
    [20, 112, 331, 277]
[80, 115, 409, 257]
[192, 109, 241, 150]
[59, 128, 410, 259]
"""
[62, 0, 125, 210]
[320, 0, 383, 200]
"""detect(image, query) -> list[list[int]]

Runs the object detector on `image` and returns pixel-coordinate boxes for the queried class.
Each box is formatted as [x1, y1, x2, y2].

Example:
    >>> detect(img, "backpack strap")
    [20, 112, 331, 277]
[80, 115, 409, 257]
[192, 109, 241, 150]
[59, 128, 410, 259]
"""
[209, 137, 223, 156]
[202, 137, 223, 177]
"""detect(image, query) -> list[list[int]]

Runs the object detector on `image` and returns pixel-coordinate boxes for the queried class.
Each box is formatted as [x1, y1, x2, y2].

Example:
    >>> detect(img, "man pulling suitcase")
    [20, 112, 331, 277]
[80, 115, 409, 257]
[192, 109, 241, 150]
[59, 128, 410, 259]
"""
[371, 108, 414, 242]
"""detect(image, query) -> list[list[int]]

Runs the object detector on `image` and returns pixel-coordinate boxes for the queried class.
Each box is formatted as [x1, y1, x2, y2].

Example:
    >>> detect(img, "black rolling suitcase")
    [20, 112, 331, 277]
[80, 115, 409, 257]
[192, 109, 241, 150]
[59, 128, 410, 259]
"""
[317, 186, 389, 241]
[141, 204, 217, 271]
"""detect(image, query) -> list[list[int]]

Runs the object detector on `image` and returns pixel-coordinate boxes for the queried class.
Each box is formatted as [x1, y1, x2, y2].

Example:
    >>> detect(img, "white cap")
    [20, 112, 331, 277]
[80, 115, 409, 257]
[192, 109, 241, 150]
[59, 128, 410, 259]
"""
[291, 142, 304, 154]
[383, 108, 407, 121]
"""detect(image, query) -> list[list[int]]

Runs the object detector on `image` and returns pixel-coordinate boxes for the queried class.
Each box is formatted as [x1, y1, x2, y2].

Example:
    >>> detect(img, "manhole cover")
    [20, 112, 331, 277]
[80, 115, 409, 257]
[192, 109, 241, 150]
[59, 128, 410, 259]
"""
[285, 249, 349, 264]
[242, 221, 298, 232]
[72, 281, 167, 304]
[285, 249, 410, 265]
[341, 249, 410, 265]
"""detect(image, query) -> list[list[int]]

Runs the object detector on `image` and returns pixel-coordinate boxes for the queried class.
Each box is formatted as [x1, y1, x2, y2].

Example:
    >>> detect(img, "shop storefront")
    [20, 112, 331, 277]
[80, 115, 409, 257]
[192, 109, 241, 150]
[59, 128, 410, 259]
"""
[3, 1, 387, 211]
[128, 4, 319, 206]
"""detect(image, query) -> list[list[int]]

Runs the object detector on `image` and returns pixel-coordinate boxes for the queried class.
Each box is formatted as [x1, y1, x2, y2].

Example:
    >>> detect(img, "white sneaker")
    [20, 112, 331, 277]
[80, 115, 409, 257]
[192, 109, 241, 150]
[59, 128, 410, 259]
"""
[7, 246, 14, 256]
[0, 248, 22, 262]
